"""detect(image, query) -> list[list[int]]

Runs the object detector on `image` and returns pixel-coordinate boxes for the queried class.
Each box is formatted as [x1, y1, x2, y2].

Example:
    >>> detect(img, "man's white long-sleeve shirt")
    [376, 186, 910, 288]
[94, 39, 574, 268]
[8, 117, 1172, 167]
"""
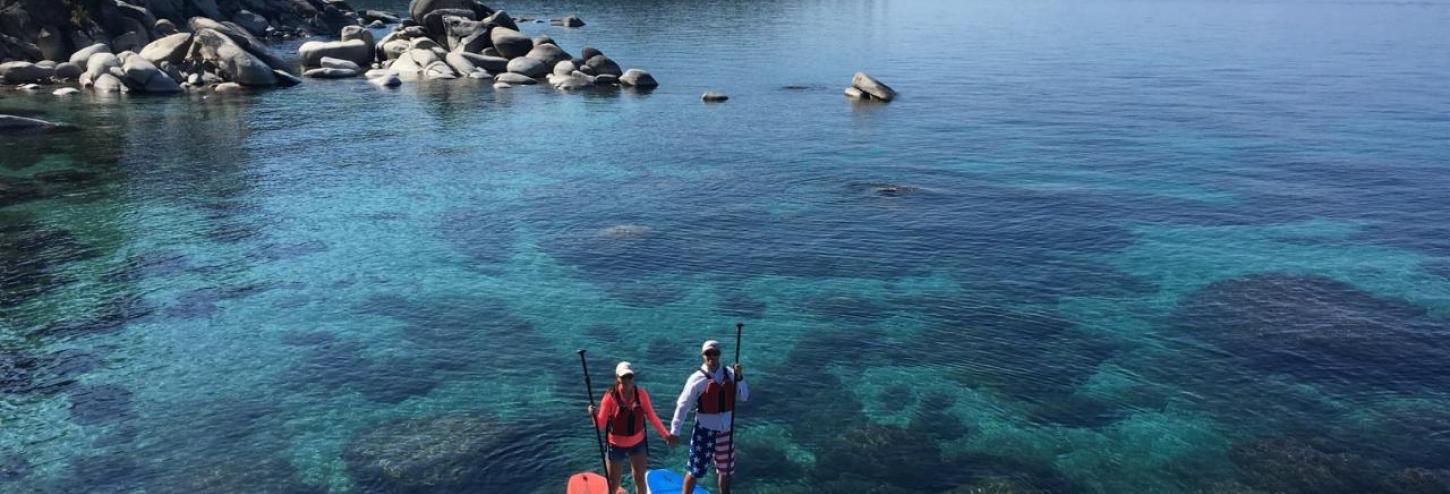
[670, 364, 750, 435]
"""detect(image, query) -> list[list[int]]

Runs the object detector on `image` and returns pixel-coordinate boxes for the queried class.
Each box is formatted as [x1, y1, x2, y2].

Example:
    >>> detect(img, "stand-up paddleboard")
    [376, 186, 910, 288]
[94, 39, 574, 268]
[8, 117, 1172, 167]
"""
[646, 469, 712, 494]
[568, 472, 626, 494]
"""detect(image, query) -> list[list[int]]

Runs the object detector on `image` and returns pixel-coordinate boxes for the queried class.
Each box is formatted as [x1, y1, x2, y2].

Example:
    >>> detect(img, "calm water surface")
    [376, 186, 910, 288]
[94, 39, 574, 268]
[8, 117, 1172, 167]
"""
[3, 0, 1450, 492]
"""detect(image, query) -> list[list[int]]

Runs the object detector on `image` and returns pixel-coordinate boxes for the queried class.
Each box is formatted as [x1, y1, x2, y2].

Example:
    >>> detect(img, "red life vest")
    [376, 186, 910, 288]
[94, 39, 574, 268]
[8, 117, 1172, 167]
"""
[609, 386, 645, 436]
[696, 368, 736, 414]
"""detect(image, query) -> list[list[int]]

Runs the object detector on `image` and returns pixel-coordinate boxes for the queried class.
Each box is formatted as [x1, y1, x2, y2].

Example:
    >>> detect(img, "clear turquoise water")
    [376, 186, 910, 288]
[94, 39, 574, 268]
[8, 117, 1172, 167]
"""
[4, 0, 1450, 492]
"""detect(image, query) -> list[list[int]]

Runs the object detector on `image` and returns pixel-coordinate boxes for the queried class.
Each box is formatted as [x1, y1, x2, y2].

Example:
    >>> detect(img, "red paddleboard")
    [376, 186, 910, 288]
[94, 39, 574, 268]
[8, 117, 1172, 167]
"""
[567, 472, 625, 494]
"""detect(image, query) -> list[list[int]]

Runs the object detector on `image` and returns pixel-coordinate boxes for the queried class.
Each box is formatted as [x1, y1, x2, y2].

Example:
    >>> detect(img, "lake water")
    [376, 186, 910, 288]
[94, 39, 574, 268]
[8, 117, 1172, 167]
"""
[4, 0, 1450, 492]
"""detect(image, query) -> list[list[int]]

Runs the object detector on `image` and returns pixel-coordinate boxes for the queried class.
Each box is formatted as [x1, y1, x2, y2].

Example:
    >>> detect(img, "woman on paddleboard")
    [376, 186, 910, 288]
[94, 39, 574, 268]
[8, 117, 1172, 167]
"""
[591, 361, 678, 494]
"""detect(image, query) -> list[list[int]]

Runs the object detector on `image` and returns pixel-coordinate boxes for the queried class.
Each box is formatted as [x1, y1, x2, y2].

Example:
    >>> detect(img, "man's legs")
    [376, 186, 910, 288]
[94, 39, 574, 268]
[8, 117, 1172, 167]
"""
[714, 429, 734, 494]
[683, 424, 714, 494]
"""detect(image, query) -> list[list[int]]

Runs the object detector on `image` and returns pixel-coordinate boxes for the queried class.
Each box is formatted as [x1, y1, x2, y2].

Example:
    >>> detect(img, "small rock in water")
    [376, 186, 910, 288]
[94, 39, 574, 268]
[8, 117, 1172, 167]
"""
[493, 72, 536, 85]
[467, 69, 493, 80]
[847, 72, 896, 102]
[18, 84, 41, 91]
[369, 73, 402, 87]
[52, 87, 80, 96]
[365, 69, 396, 79]
[593, 74, 618, 86]
[552, 15, 586, 28]
[493, 82, 513, 89]
[213, 82, 244, 93]
[844, 86, 864, 99]
[320, 57, 363, 72]
[702, 91, 729, 102]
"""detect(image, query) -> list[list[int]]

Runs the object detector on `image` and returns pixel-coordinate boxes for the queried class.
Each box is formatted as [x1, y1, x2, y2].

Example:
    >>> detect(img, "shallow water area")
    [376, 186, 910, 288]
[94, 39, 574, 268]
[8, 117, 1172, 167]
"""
[4, 0, 1450, 492]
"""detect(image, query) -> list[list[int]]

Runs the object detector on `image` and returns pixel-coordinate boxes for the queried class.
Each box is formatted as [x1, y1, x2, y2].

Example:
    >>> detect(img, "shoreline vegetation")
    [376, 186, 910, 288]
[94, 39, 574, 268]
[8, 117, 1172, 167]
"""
[0, 0, 658, 97]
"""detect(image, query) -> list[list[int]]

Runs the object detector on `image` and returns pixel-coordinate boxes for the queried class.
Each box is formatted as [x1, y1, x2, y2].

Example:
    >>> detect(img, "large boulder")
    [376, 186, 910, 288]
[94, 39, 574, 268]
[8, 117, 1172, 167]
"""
[69, 44, 112, 65]
[93, 73, 128, 92]
[320, 57, 362, 72]
[189, 18, 253, 49]
[849, 72, 896, 102]
[122, 55, 170, 90]
[0, 62, 54, 84]
[304, 67, 359, 79]
[192, 29, 276, 86]
[380, 39, 410, 61]
[524, 43, 569, 68]
[468, 54, 508, 73]
[492, 72, 536, 85]
[421, 8, 473, 37]
[298, 39, 371, 68]
[489, 28, 531, 59]
[231, 10, 270, 35]
[274, 70, 303, 87]
[442, 16, 484, 52]
[53, 62, 83, 80]
[584, 55, 622, 77]
[619, 68, 658, 88]
[84, 53, 123, 83]
[505, 56, 546, 78]
[481, 10, 516, 31]
[408, 0, 491, 24]
[550, 71, 592, 90]
[552, 60, 576, 77]
[139, 33, 193, 65]
[341, 26, 375, 53]
[443, 52, 478, 75]
[454, 31, 490, 54]
[423, 61, 457, 80]
[389, 49, 440, 75]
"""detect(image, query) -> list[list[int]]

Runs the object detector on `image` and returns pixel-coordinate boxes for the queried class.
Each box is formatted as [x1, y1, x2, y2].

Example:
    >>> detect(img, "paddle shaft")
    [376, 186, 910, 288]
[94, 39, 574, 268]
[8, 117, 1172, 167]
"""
[728, 323, 744, 460]
[577, 349, 609, 476]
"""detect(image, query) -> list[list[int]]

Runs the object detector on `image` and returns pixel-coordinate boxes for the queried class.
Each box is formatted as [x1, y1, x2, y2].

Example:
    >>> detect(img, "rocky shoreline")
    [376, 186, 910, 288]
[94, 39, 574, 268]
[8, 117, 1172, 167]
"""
[0, 0, 658, 96]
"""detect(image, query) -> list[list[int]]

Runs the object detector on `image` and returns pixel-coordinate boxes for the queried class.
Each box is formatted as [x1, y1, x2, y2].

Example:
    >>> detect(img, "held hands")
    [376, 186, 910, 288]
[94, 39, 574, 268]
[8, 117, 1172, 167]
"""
[665, 433, 679, 447]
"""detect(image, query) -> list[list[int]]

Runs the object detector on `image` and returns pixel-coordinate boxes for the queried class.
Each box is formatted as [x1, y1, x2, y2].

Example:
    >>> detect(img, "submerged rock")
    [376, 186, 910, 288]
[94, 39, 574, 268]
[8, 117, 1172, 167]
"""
[343, 415, 523, 491]
[702, 91, 729, 102]
[0, 115, 78, 135]
[493, 72, 536, 85]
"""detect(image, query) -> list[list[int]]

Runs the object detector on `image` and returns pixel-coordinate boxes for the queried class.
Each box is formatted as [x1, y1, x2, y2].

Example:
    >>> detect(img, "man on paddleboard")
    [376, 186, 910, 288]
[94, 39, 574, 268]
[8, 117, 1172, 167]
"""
[670, 340, 750, 494]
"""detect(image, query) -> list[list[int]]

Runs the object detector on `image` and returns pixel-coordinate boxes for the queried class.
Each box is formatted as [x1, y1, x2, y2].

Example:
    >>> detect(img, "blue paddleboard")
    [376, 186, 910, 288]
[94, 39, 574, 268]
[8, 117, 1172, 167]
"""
[646, 469, 711, 494]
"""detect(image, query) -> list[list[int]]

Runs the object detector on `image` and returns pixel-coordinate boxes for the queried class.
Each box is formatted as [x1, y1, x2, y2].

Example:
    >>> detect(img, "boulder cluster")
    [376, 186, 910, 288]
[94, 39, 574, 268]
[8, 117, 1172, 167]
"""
[0, 0, 382, 63]
[0, 0, 384, 93]
[297, 0, 657, 91]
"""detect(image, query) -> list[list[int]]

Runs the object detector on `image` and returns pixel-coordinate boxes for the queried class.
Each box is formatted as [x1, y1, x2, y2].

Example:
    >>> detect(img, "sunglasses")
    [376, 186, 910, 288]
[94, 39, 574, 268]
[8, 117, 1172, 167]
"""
[621, 375, 635, 380]
[703, 350, 720, 357]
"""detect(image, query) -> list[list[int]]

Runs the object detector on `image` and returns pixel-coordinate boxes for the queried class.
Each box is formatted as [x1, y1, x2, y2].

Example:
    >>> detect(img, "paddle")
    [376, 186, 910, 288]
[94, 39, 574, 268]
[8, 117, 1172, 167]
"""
[577, 349, 609, 476]
[727, 323, 744, 479]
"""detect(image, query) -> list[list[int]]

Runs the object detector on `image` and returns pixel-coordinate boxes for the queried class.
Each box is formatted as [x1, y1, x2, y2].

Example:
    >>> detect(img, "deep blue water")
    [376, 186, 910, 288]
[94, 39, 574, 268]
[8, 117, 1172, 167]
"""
[4, 0, 1450, 492]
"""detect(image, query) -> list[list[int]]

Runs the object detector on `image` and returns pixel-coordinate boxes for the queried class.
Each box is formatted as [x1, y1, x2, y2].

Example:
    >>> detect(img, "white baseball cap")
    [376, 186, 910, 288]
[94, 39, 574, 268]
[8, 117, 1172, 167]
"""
[701, 340, 721, 354]
[615, 361, 636, 377]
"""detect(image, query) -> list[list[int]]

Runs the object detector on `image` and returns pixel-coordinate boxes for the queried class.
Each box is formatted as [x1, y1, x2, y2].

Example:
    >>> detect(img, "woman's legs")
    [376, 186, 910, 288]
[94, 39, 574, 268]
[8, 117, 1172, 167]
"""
[607, 454, 625, 494]
[629, 450, 649, 494]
